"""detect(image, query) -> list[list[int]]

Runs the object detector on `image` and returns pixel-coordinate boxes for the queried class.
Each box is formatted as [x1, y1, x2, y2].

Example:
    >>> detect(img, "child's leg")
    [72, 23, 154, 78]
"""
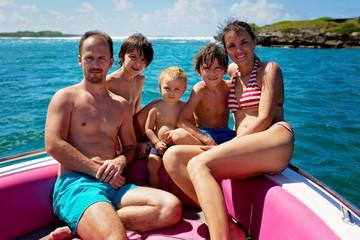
[147, 153, 163, 188]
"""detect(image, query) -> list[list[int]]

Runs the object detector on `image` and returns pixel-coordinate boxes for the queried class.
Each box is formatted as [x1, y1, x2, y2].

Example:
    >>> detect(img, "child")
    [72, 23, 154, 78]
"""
[145, 66, 190, 189]
[106, 33, 159, 157]
[177, 43, 236, 145]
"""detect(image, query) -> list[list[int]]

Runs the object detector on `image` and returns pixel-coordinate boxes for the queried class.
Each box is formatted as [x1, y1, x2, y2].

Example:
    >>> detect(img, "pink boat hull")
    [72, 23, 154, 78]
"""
[1, 154, 358, 239]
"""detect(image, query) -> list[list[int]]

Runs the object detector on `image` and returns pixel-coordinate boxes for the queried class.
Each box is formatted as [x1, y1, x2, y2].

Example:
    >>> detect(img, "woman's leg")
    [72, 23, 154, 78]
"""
[163, 145, 205, 205]
[187, 125, 294, 240]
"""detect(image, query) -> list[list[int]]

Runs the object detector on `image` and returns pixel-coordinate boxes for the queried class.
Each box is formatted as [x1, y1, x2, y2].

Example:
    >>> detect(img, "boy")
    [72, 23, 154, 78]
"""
[106, 33, 159, 158]
[177, 43, 236, 145]
[145, 66, 191, 189]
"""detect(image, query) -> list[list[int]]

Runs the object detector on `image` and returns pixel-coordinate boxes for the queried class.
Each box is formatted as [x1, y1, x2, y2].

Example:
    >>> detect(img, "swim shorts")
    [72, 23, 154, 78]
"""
[53, 171, 138, 234]
[149, 145, 173, 157]
[198, 126, 236, 144]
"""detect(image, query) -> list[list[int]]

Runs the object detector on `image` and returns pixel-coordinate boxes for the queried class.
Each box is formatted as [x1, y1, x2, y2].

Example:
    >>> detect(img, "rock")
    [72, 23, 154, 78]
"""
[256, 30, 360, 48]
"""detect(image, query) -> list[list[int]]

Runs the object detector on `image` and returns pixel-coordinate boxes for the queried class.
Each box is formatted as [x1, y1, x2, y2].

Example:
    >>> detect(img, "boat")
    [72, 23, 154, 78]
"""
[1, 150, 360, 240]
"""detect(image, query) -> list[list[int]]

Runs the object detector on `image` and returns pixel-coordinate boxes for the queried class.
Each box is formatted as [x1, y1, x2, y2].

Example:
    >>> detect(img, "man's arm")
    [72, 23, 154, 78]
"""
[95, 100, 137, 188]
[45, 89, 100, 176]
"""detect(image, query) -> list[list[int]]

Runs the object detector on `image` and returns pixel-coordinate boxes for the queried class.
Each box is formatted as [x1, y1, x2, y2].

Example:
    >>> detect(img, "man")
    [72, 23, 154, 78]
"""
[45, 31, 181, 240]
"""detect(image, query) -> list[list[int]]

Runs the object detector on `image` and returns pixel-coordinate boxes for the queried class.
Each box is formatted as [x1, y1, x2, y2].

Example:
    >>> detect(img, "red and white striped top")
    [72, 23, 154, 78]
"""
[228, 57, 261, 113]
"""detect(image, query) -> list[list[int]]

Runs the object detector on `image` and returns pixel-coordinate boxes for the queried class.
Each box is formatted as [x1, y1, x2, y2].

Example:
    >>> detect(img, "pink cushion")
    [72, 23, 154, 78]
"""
[258, 186, 339, 240]
[141, 219, 208, 239]
[0, 164, 59, 240]
[221, 177, 339, 240]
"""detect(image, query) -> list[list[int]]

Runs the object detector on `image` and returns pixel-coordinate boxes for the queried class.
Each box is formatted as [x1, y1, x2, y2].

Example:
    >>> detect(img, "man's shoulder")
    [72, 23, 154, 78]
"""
[53, 84, 81, 99]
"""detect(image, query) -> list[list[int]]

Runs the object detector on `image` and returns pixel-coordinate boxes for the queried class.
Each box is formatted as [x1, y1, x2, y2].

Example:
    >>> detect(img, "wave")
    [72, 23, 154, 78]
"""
[0, 36, 215, 41]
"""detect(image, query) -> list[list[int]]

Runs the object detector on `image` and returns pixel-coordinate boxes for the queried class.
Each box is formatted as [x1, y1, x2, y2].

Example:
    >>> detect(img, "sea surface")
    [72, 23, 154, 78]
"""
[0, 37, 359, 208]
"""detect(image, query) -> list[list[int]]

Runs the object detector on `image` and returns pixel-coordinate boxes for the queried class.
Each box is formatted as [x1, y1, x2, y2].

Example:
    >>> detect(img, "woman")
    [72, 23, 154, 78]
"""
[163, 20, 295, 240]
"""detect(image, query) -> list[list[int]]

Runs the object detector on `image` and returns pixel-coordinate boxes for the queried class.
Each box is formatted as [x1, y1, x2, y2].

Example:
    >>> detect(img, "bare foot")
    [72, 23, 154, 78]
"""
[48, 226, 75, 240]
[229, 218, 247, 240]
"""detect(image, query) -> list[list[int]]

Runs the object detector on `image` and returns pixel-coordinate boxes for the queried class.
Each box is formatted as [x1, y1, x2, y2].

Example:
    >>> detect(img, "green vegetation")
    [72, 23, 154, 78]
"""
[256, 17, 360, 34]
[0, 31, 78, 37]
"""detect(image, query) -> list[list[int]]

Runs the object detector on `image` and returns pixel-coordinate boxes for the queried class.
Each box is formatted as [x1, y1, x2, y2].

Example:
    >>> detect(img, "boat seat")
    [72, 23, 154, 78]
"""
[0, 159, 206, 240]
[221, 178, 340, 240]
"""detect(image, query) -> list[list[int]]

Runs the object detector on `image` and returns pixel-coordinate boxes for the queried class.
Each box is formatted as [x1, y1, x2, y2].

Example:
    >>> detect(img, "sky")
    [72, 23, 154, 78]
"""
[0, 0, 359, 37]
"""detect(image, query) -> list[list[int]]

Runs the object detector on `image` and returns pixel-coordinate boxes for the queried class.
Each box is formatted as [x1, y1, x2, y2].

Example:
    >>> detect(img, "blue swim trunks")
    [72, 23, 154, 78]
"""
[199, 126, 236, 144]
[53, 172, 138, 234]
[149, 145, 173, 157]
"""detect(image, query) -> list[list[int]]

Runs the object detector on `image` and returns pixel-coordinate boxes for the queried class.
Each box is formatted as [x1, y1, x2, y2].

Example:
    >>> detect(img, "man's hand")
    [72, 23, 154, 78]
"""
[92, 158, 126, 189]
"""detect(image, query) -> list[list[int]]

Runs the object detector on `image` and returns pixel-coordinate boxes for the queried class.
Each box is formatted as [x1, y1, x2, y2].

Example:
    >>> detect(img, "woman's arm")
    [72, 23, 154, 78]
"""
[237, 62, 283, 137]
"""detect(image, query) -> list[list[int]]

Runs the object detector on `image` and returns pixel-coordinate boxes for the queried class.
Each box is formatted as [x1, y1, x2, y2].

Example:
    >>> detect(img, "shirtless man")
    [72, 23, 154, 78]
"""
[45, 31, 181, 240]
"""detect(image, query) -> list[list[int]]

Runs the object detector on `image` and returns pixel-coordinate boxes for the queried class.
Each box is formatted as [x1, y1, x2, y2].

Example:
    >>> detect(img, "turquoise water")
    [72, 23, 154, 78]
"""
[1, 38, 359, 208]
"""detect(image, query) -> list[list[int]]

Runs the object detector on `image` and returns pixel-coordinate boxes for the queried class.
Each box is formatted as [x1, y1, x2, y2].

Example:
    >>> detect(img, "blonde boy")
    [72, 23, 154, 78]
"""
[145, 67, 190, 189]
[177, 43, 236, 145]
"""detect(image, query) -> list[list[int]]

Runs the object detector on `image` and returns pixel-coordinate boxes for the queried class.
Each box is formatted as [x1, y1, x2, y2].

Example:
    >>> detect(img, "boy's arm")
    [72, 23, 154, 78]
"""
[145, 108, 160, 145]
[134, 75, 145, 114]
[177, 88, 215, 145]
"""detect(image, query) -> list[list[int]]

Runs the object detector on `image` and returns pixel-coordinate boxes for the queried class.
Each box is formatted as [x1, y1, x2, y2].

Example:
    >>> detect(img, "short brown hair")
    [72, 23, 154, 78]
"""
[193, 43, 228, 74]
[79, 30, 113, 58]
[118, 33, 154, 67]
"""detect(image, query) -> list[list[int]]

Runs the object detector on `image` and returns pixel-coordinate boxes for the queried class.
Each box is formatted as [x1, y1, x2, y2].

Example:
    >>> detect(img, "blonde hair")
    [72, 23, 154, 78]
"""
[159, 66, 187, 90]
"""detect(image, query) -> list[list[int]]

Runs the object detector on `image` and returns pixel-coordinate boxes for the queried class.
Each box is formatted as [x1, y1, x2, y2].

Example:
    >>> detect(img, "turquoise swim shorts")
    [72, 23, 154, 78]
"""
[198, 126, 236, 144]
[53, 171, 138, 234]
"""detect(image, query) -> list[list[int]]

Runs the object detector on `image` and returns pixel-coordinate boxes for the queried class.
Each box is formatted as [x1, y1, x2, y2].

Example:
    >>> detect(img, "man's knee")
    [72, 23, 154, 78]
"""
[160, 193, 182, 225]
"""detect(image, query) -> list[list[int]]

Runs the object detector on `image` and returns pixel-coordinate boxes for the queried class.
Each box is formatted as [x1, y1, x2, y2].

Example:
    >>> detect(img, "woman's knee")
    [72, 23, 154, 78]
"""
[163, 146, 182, 173]
[187, 156, 208, 179]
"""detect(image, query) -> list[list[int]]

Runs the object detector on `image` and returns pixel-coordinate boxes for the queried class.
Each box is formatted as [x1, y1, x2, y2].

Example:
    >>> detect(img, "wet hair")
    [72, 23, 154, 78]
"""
[215, 19, 256, 51]
[159, 66, 187, 90]
[193, 43, 228, 74]
[79, 30, 113, 58]
[118, 33, 154, 67]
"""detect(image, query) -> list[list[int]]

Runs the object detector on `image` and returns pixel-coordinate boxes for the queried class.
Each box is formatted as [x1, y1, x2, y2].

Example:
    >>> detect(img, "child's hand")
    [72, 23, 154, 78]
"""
[201, 135, 217, 146]
[155, 141, 167, 155]
[200, 145, 216, 151]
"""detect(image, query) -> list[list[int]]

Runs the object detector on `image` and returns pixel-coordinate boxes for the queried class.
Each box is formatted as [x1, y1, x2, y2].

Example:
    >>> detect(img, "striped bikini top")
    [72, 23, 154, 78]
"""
[228, 57, 261, 113]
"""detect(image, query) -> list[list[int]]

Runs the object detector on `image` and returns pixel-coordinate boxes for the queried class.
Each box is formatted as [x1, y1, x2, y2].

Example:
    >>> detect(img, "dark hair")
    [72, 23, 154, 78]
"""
[79, 30, 113, 58]
[193, 43, 228, 74]
[215, 19, 256, 51]
[118, 33, 154, 67]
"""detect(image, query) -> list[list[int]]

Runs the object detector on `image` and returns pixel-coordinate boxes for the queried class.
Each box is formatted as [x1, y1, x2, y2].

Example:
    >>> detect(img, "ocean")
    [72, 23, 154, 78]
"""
[0, 37, 359, 209]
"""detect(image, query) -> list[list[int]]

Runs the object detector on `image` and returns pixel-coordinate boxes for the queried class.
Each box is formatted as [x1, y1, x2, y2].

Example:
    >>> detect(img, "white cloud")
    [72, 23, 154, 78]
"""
[77, 2, 95, 13]
[114, 0, 133, 11]
[230, 0, 284, 26]
[0, 0, 15, 7]
[21, 4, 37, 12]
[138, 0, 219, 35]
[8, 10, 27, 24]
[0, 11, 7, 23]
